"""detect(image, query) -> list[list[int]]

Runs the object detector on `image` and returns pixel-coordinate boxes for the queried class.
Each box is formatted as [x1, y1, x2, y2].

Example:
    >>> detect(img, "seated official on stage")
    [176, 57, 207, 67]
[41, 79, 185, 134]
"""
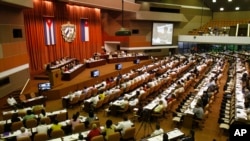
[85, 57, 106, 68]
[46, 57, 76, 70]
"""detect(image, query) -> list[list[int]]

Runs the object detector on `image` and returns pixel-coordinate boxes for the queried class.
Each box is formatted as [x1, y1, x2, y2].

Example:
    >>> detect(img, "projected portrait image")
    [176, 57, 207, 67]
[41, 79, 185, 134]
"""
[152, 22, 173, 46]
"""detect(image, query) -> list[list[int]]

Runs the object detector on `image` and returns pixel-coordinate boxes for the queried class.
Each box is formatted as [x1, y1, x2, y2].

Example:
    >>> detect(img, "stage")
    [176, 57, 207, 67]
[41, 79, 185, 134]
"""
[22, 60, 152, 100]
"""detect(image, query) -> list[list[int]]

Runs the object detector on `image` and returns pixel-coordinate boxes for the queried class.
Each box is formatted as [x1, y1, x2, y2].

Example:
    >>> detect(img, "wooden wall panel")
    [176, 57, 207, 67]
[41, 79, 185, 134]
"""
[2, 42, 27, 58]
[0, 54, 29, 72]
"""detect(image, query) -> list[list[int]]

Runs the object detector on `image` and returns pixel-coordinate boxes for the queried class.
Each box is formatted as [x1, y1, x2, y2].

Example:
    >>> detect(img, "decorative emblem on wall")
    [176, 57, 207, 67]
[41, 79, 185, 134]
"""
[61, 21, 76, 42]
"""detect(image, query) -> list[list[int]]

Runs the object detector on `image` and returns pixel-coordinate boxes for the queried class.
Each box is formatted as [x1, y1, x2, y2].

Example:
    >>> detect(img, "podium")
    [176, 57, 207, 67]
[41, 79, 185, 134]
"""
[49, 69, 62, 87]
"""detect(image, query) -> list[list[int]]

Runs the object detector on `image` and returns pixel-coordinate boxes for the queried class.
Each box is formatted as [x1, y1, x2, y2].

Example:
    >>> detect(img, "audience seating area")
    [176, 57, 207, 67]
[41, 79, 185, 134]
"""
[2, 52, 250, 141]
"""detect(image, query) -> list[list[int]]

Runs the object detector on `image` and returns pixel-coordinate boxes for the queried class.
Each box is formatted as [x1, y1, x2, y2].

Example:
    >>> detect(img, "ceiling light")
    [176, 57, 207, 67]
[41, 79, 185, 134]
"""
[220, 7, 224, 11]
[235, 7, 240, 10]
[212, 0, 216, 3]
[228, 0, 232, 2]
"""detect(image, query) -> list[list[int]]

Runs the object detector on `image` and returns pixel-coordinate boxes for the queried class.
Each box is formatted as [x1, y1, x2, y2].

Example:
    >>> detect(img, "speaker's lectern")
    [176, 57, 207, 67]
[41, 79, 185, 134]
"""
[49, 69, 62, 88]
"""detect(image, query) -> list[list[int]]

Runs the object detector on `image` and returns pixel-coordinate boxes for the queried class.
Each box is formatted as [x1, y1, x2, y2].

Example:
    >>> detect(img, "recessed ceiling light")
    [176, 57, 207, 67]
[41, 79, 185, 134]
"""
[212, 0, 216, 3]
[235, 7, 240, 10]
[220, 7, 224, 11]
[228, 0, 232, 2]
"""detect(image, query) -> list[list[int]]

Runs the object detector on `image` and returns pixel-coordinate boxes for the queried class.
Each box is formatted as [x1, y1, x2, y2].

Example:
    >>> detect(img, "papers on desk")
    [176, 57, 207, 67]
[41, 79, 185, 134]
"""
[1, 129, 32, 139]
[46, 109, 67, 116]
[63, 64, 83, 73]
[146, 128, 184, 141]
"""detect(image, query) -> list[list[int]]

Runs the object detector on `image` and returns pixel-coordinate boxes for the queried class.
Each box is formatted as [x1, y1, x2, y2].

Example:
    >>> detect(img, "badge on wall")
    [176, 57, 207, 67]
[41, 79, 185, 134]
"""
[61, 21, 76, 42]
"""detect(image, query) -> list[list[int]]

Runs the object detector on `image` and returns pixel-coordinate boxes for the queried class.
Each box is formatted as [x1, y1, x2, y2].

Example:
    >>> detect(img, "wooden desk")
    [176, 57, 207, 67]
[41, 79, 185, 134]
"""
[86, 59, 106, 68]
[22, 96, 46, 107]
[62, 64, 86, 81]
[49, 58, 77, 70]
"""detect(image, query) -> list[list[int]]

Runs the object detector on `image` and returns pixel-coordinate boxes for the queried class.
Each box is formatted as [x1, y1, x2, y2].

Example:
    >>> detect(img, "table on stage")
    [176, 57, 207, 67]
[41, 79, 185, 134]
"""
[86, 59, 106, 68]
[107, 55, 149, 64]
[62, 64, 86, 81]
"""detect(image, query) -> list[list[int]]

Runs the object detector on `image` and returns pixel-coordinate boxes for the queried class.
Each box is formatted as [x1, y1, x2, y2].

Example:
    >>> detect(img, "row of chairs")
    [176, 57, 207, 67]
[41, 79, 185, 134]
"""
[218, 62, 236, 135]
[90, 127, 136, 141]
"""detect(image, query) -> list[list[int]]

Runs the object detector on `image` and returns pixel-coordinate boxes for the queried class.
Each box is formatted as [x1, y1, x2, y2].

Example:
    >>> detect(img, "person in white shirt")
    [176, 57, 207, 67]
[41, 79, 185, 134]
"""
[116, 116, 134, 135]
[151, 124, 164, 137]
[91, 94, 100, 107]
[16, 127, 32, 139]
[7, 95, 21, 110]
[36, 120, 48, 134]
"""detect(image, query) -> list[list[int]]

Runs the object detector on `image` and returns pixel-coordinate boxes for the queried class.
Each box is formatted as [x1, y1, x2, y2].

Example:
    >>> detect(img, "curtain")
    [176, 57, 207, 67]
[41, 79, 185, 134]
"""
[23, 0, 102, 74]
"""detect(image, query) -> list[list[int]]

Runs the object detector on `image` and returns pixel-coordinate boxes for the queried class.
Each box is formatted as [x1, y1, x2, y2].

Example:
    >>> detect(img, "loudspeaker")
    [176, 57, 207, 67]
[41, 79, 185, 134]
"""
[48, 69, 62, 87]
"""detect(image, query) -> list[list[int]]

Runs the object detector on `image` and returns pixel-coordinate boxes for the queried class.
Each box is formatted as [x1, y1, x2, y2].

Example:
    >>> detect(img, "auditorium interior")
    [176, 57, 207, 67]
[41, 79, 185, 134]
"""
[1, 0, 250, 141]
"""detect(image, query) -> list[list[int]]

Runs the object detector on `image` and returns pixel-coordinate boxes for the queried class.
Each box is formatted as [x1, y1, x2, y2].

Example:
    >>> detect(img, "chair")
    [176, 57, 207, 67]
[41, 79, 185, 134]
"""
[91, 135, 105, 141]
[73, 123, 85, 133]
[3, 112, 13, 120]
[19, 94, 26, 102]
[107, 132, 120, 141]
[68, 96, 80, 108]
[56, 112, 67, 122]
[40, 117, 51, 124]
[34, 133, 48, 141]
[50, 129, 65, 138]
[25, 118, 38, 129]
[78, 93, 87, 103]
[17, 136, 32, 141]
[85, 90, 92, 99]
[90, 121, 101, 128]
[30, 92, 36, 98]
[11, 121, 24, 132]
[121, 127, 136, 141]
[32, 105, 44, 115]
[18, 109, 27, 118]
[102, 95, 110, 105]
[93, 100, 104, 111]
[151, 108, 164, 122]
[117, 103, 129, 116]
[0, 123, 4, 134]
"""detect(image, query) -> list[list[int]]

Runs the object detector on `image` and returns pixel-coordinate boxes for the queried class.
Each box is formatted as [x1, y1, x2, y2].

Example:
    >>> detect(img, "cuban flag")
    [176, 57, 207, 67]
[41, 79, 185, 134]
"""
[44, 17, 56, 45]
[81, 19, 89, 42]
